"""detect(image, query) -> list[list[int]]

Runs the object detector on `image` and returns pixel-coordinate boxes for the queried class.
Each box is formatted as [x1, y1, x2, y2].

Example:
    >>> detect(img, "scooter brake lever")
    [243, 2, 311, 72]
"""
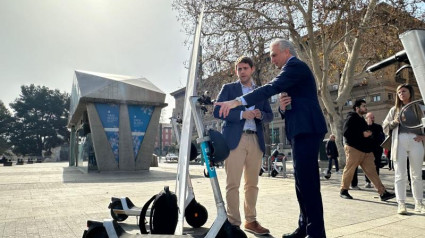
[203, 169, 210, 178]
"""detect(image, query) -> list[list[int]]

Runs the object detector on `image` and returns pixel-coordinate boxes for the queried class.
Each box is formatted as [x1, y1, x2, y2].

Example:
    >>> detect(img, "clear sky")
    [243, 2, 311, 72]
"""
[0, 0, 190, 121]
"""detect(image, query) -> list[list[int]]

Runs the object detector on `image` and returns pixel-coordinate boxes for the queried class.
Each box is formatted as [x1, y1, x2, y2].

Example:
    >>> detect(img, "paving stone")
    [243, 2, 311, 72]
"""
[0, 161, 424, 237]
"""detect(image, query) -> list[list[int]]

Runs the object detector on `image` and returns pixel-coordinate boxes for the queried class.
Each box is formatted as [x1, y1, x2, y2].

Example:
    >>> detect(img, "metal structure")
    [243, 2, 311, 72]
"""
[175, 4, 204, 235]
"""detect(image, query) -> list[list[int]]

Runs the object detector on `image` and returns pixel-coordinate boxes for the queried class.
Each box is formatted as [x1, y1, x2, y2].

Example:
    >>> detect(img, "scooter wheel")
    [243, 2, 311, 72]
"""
[271, 170, 278, 177]
[84, 226, 108, 238]
[259, 169, 263, 176]
[185, 200, 208, 228]
[110, 200, 128, 222]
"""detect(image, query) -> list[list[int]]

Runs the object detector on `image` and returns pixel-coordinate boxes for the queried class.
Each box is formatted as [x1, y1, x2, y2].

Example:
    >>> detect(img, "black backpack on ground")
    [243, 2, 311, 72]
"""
[139, 186, 178, 234]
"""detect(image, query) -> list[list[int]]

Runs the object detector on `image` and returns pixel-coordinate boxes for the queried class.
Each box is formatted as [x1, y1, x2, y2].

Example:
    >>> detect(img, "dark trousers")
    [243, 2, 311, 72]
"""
[352, 167, 358, 187]
[291, 133, 326, 238]
[327, 156, 339, 173]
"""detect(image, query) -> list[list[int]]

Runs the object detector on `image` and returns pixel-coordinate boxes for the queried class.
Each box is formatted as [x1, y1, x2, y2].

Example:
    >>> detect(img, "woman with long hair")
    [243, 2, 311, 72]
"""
[383, 83, 425, 215]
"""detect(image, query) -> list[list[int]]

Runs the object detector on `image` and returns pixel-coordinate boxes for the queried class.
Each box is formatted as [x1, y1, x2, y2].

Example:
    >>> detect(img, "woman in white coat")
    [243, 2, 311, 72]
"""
[383, 83, 425, 215]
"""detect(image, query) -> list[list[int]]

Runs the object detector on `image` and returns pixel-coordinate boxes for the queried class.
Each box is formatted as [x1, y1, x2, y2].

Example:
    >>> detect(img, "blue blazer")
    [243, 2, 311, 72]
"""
[243, 57, 327, 140]
[213, 81, 273, 153]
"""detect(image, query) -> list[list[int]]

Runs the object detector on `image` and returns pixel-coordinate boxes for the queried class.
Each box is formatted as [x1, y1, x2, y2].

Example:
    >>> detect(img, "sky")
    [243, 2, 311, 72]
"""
[0, 0, 190, 122]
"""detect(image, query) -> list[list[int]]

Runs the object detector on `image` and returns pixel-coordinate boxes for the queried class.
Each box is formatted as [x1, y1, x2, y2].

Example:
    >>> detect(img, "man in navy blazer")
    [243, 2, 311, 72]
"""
[216, 39, 328, 238]
[213, 56, 273, 235]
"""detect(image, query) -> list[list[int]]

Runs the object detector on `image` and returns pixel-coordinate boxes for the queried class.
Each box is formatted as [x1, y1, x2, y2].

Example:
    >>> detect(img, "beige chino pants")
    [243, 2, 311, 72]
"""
[341, 145, 385, 195]
[225, 133, 263, 226]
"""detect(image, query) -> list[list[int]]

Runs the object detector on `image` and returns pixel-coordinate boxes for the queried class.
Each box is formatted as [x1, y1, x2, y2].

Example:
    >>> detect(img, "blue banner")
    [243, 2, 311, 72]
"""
[128, 105, 154, 159]
[95, 103, 120, 163]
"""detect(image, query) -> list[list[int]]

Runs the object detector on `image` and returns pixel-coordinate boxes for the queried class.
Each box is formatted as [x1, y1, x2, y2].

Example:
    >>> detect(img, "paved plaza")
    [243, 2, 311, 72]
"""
[0, 160, 424, 238]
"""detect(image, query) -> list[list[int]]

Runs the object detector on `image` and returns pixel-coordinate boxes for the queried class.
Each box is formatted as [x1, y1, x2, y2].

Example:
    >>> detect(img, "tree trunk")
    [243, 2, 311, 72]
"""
[36, 137, 43, 156]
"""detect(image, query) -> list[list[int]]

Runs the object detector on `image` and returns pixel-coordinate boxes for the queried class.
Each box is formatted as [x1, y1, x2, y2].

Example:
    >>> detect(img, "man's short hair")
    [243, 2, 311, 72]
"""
[235, 56, 254, 69]
[353, 99, 366, 110]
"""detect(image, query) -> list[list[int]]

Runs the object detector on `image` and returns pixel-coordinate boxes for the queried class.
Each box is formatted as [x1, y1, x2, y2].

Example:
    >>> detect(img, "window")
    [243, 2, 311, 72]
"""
[388, 93, 393, 100]
[372, 94, 381, 102]
[269, 128, 280, 144]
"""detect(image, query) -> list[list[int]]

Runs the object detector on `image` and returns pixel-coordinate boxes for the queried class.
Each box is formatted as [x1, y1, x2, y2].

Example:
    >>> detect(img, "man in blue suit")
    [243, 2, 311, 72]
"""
[216, 39, 328, 238]
[213, 56, 273, 235]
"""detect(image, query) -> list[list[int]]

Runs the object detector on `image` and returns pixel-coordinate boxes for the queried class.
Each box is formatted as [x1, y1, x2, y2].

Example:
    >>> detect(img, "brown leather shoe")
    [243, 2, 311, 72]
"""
[244, 221, 270, 235]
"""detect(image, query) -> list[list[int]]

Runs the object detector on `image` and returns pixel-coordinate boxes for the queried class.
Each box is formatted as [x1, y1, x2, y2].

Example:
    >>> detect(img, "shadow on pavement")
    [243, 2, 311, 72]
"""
[62, 166, 205, 184]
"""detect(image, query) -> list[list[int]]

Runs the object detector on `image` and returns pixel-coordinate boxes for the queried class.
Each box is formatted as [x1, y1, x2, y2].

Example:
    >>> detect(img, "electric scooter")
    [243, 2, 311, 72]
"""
[259, 145, 286, 177]
[82, 4, 245, 236]
[82, 94, 246, 238]
[108, 118, 208, 229]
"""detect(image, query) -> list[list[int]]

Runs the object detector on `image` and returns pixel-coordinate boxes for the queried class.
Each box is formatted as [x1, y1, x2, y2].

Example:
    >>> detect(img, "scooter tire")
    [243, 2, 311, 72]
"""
[271, 170, 278, 177]
[259, 169, 263, 176]
[110, 200, 128, 222]
[84, 226, 108, 238]
[185, 200, 208, 228]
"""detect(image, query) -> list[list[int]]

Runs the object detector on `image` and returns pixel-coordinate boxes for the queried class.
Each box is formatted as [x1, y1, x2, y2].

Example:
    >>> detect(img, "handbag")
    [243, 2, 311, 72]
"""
[380, 134, 392, 150]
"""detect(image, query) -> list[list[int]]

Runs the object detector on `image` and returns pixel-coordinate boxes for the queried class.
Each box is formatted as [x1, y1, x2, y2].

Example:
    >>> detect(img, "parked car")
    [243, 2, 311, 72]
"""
[165, 153, 178, 162]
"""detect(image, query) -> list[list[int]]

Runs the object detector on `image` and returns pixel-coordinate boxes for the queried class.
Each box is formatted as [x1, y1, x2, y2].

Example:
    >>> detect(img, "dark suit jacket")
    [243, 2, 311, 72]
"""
[326, 140, 339, 157]
[243, 57, 327, 140]
[213, 81, 273, 152]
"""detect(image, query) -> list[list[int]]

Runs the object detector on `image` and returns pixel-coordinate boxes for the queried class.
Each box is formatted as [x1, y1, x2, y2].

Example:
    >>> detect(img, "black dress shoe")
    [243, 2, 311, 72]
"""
[380, 190, 395, 201]
[340, 189, 353, 199]
[282, 228, 306, 238]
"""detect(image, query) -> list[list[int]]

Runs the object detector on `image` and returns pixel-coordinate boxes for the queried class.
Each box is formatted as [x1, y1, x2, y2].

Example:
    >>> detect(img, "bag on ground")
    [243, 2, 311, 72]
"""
[139, 186, 178, 234]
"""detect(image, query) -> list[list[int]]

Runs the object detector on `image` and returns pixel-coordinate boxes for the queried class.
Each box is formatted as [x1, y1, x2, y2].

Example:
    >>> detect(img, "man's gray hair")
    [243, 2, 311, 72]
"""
[271, 39, 297, 57]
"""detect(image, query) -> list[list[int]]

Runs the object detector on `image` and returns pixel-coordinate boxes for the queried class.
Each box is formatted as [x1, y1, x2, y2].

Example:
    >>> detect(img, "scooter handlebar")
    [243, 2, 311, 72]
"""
[366, 50, 408, 72]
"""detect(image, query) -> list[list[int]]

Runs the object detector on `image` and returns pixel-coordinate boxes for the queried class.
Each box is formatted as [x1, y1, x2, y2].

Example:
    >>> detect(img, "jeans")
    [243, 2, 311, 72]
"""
[327, 156, 339, 173]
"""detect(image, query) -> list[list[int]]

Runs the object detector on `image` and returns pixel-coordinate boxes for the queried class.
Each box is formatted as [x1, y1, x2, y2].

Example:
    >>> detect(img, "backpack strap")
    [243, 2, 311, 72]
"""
[139, 195, 157, 234]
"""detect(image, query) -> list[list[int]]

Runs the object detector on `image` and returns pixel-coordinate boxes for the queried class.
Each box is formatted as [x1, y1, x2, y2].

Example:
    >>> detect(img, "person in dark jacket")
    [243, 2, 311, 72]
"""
[364, 112, 385, 188]
[326, 134, 340, 174]
[215, 39, 328, 238]
[340, 99, 395, 201]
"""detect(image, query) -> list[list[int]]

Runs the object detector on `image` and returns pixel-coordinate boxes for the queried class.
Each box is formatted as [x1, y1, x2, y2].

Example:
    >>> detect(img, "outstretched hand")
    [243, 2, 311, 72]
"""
[215, 100, 241, 118]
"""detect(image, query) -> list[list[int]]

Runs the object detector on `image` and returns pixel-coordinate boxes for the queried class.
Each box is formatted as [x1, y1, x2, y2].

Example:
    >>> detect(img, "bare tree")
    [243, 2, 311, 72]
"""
[173, 0, 425, 165]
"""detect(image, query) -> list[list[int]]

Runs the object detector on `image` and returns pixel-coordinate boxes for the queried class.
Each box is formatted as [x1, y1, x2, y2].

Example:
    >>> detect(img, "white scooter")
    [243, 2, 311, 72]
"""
[107, 118, 207, 229]
[259, 145, 287, 177]
[82, 94, 247, 238]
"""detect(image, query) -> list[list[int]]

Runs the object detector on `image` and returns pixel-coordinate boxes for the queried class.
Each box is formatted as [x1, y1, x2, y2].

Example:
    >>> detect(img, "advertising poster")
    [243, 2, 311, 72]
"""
[128, 105, 154, 159]
[95, 103, 120, 163]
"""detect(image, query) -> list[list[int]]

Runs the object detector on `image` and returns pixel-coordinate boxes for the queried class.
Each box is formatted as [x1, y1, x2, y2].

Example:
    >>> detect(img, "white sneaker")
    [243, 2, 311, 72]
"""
[398, 203, 408, 215]
[414, 202, 425, 213]
[364, 182, 373, 188]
